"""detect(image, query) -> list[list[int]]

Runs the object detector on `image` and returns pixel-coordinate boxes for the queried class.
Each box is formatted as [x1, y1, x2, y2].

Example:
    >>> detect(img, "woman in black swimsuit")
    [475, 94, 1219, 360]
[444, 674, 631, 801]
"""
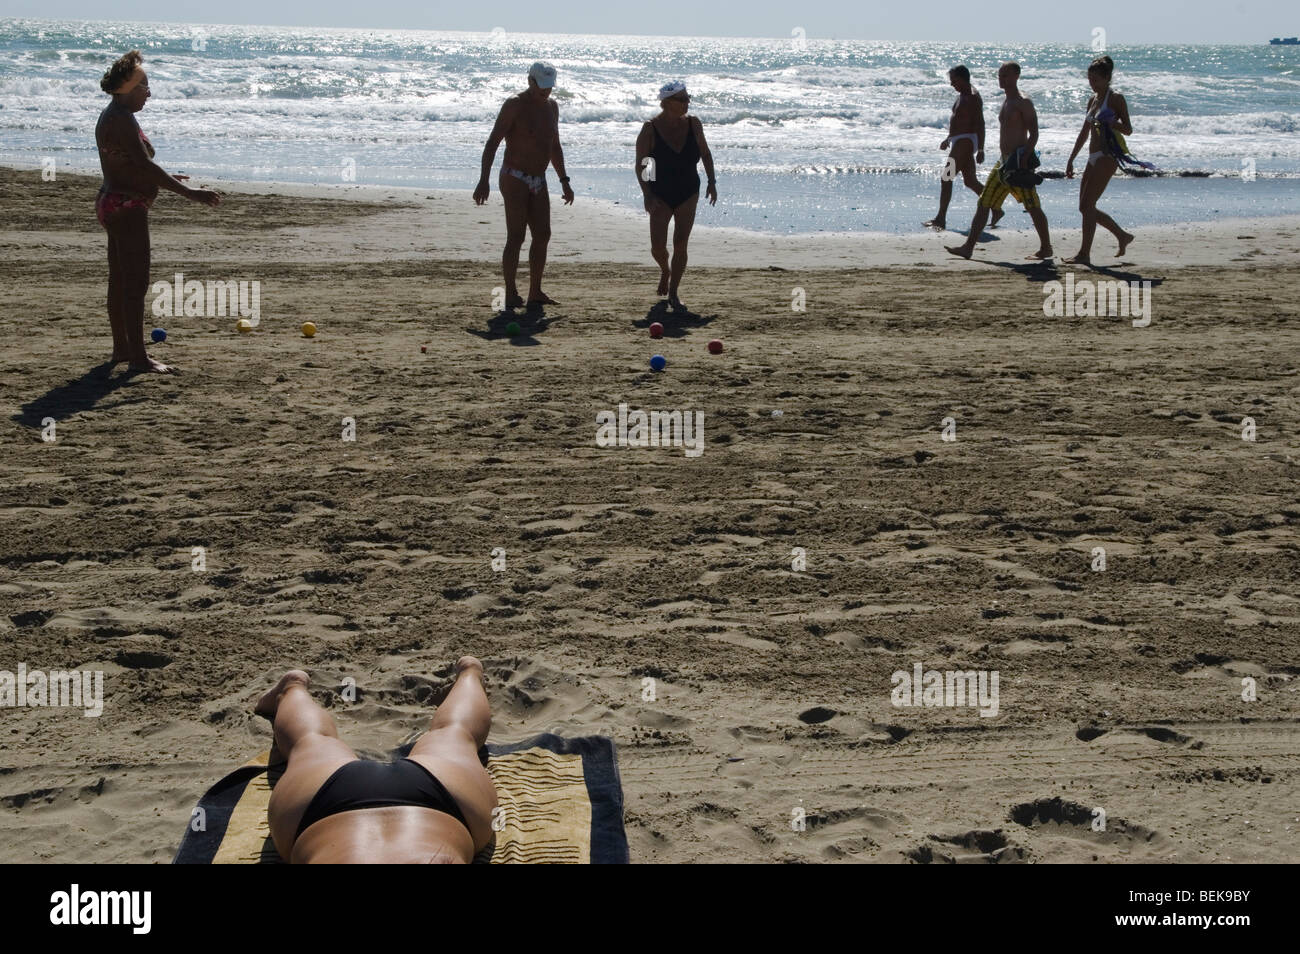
[255, 656, 499, 863]
[635, 82, 717, 313]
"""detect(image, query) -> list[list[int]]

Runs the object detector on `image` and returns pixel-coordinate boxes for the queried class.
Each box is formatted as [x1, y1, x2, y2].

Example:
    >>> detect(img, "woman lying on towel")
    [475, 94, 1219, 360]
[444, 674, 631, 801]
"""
[255, 656, 498, 863]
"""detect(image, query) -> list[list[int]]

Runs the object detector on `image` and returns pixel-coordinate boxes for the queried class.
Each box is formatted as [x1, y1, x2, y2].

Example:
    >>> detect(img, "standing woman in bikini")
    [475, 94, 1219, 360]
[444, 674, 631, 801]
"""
[1064, 55, 1136, 265]
[635, 82, 717, 314]
[96, 51, 219, 374]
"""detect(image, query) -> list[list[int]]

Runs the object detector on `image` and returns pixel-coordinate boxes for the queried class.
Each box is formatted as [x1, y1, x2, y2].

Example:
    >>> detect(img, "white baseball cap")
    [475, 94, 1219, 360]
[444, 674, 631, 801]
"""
[528, 61, 557, 89]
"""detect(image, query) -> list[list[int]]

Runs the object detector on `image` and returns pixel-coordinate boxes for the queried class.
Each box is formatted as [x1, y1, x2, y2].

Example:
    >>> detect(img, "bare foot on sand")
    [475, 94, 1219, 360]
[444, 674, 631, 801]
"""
[1027, 248, 1054, 260]
[656, 270, 670, 295]
[255, 669, 311, 720]
[945, 244, 973, 260]
[923, 218, 946, 230]
[1116, 231, 1135, 257]
[505, 293, 525, 310]
[129, 356, 176, 374]
[527, 291, 559, 307]
[991, 209, 1005, 227]
[668, 294, 689, 313]
[1062, 254, 1091, 266]
[431, 655, 486, 705]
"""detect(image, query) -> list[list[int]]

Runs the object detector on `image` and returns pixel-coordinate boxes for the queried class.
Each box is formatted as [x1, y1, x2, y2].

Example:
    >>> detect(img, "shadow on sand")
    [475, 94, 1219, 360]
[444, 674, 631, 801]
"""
[978, 258, 1061, 283]
[978, 258, 1167, 290]
[631, 300, 714, 338]
[14, 362, 152, 429]
[465, 309, 559, 346]
[1083, 264, 1166, 289]
[948, 227, 1003, 245]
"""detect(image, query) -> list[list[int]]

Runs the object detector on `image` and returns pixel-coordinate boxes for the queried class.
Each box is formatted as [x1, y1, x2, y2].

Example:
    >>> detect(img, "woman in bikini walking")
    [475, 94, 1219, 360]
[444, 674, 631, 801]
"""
[1064, 55, 1136, 265]
[96, 51, 219, 374]
[635, 82, 717, 314]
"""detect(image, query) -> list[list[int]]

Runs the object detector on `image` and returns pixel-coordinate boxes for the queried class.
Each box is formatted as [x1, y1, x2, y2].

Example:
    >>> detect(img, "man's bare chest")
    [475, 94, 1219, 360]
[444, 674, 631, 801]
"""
[513, 107, 554, 139]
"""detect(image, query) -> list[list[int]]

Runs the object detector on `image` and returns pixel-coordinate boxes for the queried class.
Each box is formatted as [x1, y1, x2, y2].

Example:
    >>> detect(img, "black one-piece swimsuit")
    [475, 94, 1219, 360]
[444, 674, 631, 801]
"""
[647, 119, 701, 209]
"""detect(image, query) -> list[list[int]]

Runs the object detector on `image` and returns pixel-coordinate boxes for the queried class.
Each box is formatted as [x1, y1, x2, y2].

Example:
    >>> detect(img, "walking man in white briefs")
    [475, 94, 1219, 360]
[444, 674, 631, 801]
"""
[924, 64, 1000, 232]
[474, 61, 575, 313]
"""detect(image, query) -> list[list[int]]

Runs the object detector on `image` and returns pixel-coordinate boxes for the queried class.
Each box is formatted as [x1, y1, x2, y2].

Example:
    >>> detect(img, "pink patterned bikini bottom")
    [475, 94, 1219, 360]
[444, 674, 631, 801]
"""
[95, 187, 154, 228]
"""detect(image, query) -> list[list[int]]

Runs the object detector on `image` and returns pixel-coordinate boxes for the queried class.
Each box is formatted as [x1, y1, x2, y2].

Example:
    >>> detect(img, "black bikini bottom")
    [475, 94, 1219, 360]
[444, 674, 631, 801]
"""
[296, 757, 469, 839]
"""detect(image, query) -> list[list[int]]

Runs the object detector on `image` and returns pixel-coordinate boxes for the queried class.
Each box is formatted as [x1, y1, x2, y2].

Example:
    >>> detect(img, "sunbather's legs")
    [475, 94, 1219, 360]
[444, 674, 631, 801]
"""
[257, 671, 359, 858]
[255, 661, 499, 857]
[407, 656, 499, 852]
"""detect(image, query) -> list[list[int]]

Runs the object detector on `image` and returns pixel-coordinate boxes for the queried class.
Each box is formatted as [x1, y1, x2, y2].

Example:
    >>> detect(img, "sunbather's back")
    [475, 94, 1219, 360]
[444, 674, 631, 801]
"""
[291, 805, 475, 863]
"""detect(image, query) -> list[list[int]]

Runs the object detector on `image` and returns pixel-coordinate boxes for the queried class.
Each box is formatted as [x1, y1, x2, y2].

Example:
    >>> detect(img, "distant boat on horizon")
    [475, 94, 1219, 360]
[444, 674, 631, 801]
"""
[1270, 37, 1299, 44]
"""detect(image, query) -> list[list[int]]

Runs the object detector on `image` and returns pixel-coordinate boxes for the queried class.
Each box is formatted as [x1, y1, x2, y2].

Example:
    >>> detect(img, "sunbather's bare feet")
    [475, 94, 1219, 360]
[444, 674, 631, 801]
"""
[1062, 254, 1091, 266]
[255, 669, 311, 720]
[129, 355, 176, 374]
[656, 270, 670, 295]
[991, 208, 1005, 227]
[1028, 247, 1054, 260]
[454, 655, 483, 678]
[431, 656, 485, 706]
[923, 218, 946, 230]
[945, 244, 973, 260]
[1116, 231, 1135, 257]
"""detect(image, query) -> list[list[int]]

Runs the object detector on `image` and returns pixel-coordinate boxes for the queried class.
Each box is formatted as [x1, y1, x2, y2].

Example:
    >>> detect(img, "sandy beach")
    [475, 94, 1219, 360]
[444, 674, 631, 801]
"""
[2, 165, 1299, 863]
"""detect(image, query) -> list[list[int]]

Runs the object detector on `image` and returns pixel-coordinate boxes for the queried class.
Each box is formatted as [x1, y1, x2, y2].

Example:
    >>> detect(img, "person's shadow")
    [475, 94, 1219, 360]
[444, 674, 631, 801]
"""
[1084, 265, 1165, 289]
[14, 363, 149, 428]
[985, 260, 1166, 290]
[631, 301, 713, 339]
[982, 258, 1060, 283]
[950, 226, 1003, 245]
[465, 310, 558, 346]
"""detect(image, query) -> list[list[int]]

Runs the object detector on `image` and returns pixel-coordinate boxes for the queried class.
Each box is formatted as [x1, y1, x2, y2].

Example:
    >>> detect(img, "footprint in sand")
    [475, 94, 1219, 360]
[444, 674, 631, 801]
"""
[799, 805, 909, 860]
[1008, 796, 1166, 859]
[905, 829, 1030, 864]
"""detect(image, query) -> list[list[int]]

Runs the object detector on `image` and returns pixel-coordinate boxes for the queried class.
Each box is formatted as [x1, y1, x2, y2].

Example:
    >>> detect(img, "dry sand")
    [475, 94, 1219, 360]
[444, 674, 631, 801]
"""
[2, 166, 1299, 863]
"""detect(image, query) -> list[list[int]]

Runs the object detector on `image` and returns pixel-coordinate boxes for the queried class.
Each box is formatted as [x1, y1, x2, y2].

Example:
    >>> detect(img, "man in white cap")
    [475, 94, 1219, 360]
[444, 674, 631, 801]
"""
[474, 61, 574, 312]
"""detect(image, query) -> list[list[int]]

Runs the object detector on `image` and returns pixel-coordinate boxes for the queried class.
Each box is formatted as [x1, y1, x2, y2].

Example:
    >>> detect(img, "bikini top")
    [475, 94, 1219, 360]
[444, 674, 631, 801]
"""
[1086, 89, 1111, 124]
[99, 125, 154, 161]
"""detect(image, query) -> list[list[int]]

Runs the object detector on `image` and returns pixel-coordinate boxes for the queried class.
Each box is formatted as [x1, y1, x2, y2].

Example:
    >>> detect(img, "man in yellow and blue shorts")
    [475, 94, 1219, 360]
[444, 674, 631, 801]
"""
[978, 157, 1042, 213]
[947, 62, 1053, 261]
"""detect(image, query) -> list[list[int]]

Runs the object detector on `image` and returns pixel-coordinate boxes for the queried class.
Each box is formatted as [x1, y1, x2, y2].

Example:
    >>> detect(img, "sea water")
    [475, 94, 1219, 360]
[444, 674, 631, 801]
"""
[2, 18, 1297, 233]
